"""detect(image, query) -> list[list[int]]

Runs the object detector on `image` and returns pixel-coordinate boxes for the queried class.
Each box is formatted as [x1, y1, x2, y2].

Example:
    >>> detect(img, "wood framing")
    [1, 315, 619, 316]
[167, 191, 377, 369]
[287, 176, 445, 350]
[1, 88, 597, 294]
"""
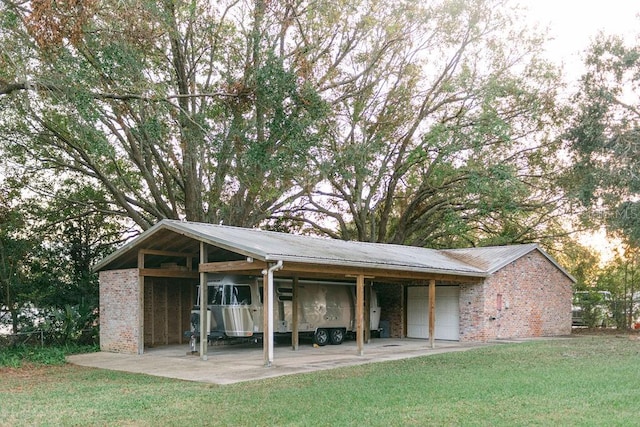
[281, 261, 483, 283]
[292, 276, 299, 351]
[199, 260, 267, 273]
[429, 279, 436, 349]
[199, 243, 208, 360]
[356, 275, 365, 356]
[139, 269, 199, 279]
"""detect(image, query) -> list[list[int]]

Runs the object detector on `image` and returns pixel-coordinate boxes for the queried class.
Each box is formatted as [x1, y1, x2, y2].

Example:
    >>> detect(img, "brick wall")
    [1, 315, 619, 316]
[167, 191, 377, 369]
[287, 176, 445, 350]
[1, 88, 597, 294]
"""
[460, 250, 573, 341]
[99, 269, 141, 354]
[458, 281, 487, 342]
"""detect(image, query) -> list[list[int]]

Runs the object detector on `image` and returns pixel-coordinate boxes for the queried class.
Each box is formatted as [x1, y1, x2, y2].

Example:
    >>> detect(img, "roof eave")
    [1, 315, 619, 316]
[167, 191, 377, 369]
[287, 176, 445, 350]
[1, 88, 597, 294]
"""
[265, 254, 489, 279]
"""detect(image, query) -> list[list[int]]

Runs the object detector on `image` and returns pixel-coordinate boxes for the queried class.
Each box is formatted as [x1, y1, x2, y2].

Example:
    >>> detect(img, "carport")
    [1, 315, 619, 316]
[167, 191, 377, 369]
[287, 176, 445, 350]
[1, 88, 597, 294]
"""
[95, 220, 487, 367]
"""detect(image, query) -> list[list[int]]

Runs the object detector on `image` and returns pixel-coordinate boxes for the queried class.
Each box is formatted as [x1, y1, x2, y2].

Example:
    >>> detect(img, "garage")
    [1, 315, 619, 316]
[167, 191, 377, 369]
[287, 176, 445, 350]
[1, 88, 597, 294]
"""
[407, 286, 460, 340]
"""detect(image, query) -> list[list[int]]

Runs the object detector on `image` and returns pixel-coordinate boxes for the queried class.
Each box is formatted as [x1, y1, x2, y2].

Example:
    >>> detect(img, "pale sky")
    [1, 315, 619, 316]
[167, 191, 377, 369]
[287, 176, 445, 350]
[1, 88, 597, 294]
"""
[513, 0, 640, 83]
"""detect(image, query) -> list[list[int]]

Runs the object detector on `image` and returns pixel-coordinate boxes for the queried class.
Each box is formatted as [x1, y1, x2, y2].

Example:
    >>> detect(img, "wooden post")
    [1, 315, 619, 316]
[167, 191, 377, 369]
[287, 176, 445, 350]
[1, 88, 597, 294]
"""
[292, 276, 299, 351]
[199, 243, 208, 360]
[356, 274, 365, 356]
[365, 282, 371, 344]
[137, 251, 145, 355]
[429, 279, 436, 349]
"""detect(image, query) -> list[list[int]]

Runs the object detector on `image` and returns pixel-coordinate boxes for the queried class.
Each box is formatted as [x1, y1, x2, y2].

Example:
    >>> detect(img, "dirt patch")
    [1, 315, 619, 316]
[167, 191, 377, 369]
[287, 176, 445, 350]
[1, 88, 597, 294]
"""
[0, 364, 74, 392]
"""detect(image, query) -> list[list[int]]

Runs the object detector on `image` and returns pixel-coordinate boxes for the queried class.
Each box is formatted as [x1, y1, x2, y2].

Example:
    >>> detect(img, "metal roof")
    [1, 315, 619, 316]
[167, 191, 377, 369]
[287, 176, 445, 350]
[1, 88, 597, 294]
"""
[94, 219, 575, 282]
[441, 244, 576, 281]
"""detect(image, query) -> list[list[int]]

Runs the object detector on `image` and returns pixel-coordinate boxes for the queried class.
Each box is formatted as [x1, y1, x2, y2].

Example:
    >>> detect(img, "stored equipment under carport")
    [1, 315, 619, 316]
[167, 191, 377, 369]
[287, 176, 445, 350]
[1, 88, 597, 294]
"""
[188, 275, 380, 347]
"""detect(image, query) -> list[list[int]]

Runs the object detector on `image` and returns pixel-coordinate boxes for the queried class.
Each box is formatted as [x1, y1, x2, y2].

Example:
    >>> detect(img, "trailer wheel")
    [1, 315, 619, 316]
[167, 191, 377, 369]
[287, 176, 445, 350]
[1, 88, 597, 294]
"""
[313, 328, 329, 346]
[329, 328, 344, 345]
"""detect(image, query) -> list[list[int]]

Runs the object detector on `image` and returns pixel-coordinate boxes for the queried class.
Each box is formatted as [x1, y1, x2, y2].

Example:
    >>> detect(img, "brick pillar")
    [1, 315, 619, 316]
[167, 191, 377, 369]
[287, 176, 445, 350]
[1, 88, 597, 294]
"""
[99, 268, 142, 354]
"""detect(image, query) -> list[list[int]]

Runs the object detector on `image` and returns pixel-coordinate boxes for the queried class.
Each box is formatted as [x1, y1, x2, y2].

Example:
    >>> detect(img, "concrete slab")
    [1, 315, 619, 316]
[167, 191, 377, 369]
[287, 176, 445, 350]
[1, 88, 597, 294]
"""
[67, 338, 489, 385]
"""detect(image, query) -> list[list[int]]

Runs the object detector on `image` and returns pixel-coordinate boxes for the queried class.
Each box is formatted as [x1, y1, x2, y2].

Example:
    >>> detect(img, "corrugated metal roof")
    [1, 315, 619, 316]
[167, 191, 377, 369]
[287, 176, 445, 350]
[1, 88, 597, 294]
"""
[159, 220, 486, 277]
[94, 219, 575, 282]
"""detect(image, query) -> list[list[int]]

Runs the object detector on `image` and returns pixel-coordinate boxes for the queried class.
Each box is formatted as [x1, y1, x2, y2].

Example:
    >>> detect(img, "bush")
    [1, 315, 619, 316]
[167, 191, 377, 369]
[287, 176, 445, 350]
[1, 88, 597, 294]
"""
[0, 343, 99, 368]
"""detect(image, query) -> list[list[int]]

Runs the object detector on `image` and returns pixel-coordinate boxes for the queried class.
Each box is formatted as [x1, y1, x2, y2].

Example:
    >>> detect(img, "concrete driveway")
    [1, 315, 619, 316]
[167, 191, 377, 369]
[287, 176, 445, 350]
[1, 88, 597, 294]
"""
[67, 338, 489, 385]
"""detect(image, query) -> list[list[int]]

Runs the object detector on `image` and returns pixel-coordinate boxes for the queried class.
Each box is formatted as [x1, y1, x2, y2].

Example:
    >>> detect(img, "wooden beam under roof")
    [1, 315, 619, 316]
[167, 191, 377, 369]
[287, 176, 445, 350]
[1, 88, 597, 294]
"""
[139, 268, 199, 279]
[199, 260, 268, 273]
[139, 249, 197, 258]
[195, 259, 483, 283]
[279, 261, 483, 283]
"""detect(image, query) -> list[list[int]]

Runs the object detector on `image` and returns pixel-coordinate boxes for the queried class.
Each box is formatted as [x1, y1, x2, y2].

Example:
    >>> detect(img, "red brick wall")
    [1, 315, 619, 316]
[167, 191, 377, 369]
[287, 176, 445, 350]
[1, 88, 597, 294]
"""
[459, 250, 573, 342]
[99, 269, 141, 354]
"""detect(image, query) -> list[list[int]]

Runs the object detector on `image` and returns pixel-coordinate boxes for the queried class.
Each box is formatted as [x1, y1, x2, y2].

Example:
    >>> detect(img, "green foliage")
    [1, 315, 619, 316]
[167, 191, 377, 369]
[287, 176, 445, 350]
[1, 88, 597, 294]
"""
[0, 343, 99, 368]
[41, 304, 99, 345]
[1, 0, 329, 229]
[573, 291, 611, 328]
[1, 0, 567, 247]
[566, 34, 640, 246]
[285, 0, 567, 247]
[594, 250, 640, 329]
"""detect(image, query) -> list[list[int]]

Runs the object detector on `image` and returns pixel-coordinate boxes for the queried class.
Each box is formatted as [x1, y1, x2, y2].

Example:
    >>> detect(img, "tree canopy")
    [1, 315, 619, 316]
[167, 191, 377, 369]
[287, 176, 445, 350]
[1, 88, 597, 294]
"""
[1, 0, 569, 248]
[566, 34, 640, 246]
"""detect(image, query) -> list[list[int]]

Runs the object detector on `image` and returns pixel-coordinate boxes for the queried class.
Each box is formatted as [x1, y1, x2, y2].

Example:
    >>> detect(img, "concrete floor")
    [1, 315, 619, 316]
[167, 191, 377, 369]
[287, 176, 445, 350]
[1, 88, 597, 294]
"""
[67, 338, 490, 385]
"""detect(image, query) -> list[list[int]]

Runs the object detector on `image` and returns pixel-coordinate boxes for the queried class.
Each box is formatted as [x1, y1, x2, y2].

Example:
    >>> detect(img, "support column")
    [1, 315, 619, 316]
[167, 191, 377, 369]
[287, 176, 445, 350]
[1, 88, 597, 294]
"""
[356, 274, 365, 356]
[199, 243, 208, 360]
[262, 273, 270, 366]
[365, 282, 371, 344]
[429, 279, 436, 349]
[292, 276, 299, 351]
[137, 251, 145, 355]
[262, 261, 282, 367]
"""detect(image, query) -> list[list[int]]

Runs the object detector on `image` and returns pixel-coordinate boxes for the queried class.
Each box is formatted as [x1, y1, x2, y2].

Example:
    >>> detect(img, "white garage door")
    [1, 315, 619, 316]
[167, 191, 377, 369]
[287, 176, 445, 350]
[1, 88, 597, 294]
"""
[407, 286, 460, 341]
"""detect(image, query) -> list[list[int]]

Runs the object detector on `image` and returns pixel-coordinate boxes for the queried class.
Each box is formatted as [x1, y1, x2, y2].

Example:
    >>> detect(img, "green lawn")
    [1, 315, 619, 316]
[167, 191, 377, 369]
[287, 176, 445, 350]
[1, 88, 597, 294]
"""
[1, 336, 639, 426]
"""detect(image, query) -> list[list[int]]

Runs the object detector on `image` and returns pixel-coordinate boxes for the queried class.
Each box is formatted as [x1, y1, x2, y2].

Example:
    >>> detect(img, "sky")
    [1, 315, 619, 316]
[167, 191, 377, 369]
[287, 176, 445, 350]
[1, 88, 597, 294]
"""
[513, 0, 640, 84]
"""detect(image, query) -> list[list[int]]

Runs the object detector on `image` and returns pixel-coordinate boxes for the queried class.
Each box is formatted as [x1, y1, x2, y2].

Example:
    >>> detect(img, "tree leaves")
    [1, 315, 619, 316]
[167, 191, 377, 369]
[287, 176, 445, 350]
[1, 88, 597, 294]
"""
[566, 33, 640, 244]
[1, 0, 571, 250]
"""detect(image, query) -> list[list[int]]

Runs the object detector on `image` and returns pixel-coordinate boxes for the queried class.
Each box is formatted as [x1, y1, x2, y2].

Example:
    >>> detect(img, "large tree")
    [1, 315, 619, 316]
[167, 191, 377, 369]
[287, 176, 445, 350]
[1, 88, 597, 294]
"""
[1, 0, 328, 229]
[566, 33, 640, 245]
[1, 0, 567, 247]
[0, 189, 35, 334]
[277, 0, 568, 246]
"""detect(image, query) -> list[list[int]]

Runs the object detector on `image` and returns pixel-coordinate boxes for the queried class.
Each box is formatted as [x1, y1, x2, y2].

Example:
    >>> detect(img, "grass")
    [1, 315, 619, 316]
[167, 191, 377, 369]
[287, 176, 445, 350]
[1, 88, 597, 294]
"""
[1, 336, 639, 426]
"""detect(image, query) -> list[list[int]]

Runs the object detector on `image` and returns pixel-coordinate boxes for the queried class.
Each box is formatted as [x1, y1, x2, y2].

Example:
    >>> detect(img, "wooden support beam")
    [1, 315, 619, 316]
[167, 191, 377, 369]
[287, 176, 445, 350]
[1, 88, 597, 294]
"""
[199, 243, 209, 361]
[365, 282, 371, 344]
[199, 260, 267, 273]
[356, 274, 365, 356]
[292, 276, 299, 351]
[137, 251, 145, 355]
[283, 261, 483, 283]
[139, 269, 199, 279]
[429, 279, 436, 349]
[139, 249, 197, 258]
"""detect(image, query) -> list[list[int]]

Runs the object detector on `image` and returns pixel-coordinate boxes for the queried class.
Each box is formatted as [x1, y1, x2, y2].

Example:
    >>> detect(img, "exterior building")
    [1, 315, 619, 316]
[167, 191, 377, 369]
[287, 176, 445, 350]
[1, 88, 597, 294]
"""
[96, 220, 574, 361]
